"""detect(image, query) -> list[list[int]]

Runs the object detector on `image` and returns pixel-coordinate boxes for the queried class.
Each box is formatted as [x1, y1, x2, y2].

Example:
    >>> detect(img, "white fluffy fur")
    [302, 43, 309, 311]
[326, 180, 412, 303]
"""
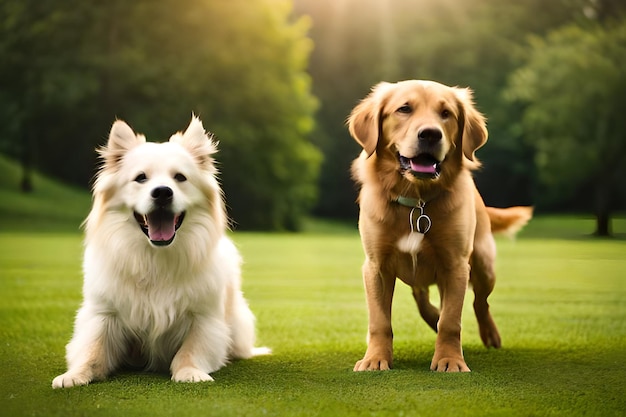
[52, 117, 268, 389]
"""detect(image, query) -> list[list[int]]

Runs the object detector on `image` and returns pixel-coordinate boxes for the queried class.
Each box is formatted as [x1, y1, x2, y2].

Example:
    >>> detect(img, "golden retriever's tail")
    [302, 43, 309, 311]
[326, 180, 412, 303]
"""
[486, 206, 533, 238]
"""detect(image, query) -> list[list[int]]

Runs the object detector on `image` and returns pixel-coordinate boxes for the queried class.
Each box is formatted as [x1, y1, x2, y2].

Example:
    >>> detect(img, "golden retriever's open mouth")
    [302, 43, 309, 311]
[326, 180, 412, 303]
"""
[134, 209, 185, 246]
[398, 153, 441, 179]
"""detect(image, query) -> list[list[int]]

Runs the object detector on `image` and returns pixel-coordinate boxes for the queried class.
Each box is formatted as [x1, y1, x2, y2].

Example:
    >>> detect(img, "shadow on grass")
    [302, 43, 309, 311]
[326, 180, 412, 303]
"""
[57, 344, 623, 417]
[99, 343, 622, 392]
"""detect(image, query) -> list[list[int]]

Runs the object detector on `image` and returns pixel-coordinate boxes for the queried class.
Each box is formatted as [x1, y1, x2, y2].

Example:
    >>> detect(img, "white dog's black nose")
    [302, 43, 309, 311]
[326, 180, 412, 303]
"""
[418, 127, 443, 144]
[151, 186, 173, 207]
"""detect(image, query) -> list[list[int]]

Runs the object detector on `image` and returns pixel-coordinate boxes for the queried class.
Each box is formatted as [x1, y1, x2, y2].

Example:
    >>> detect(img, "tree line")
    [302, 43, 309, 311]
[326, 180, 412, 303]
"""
[295, 0, 626, 235]
[1, 0, 624, 233]
[0, 0, 319, 230]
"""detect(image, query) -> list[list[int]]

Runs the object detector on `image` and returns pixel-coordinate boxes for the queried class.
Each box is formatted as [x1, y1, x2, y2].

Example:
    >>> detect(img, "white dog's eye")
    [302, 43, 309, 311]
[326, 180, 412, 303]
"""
[441, 109, 451, 119]
[174, 173, 187, 182]
[134, 172, 147, 183]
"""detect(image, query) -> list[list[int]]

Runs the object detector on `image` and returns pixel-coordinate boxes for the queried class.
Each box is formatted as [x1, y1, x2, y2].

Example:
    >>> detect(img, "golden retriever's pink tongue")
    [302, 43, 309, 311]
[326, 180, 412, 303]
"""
[147, 213, 176, 242]
[410, 159, 437, 174]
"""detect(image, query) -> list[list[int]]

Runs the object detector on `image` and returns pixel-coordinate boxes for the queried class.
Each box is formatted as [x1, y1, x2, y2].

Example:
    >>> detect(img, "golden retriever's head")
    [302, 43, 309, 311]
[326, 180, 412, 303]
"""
[348, 80, 487, 182]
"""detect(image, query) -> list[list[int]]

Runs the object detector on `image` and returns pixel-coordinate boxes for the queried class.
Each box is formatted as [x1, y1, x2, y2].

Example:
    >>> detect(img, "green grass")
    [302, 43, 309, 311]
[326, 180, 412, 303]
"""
[2, 231, 625, 416]
[0, 154, 91, 232]
[1, 155, 625, 416]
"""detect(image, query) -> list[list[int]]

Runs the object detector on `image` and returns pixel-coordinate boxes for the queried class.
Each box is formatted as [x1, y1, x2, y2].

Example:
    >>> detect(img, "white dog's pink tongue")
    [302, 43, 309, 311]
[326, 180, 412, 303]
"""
[148, 225, 175, 242]
[147, 213, 176, 242]
[410, 158, 437, 174]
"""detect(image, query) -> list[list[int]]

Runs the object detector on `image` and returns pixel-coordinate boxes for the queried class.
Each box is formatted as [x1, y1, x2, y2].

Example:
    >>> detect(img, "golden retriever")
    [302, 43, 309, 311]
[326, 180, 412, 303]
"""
[348, 80, 532, 372]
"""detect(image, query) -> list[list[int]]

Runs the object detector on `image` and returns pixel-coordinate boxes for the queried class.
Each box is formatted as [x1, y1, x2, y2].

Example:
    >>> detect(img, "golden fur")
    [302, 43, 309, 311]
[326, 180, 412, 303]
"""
[348, 80, 532, 372]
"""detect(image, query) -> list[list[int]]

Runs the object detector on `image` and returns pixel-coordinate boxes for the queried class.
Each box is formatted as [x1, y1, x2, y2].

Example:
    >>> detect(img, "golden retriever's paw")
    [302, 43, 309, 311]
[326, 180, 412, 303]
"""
[430, 357, 471, 372]
[353, 357, 392, 372]
[172, 367, 214, 383]
[52, 371, 92, 389]
[479, 326, 502, 349]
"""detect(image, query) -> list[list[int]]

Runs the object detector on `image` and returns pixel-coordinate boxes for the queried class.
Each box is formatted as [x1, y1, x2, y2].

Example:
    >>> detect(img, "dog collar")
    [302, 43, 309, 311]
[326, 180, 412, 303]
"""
[394, 195, 422, 208]
[393, 196, 432, 234]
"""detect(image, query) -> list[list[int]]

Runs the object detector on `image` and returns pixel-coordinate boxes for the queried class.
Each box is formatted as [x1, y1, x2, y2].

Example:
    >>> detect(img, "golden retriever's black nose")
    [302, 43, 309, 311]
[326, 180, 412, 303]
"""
[151, 186, 173, 206]
[418, 127, 443, 144]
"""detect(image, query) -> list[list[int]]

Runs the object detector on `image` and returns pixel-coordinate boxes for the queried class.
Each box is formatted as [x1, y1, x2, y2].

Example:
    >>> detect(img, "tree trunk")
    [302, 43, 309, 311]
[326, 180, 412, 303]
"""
[20, 166, 33, 193]
[20, 130, 34, 193]
[594, 212, 611, 237]
[593, 182, 612, 237]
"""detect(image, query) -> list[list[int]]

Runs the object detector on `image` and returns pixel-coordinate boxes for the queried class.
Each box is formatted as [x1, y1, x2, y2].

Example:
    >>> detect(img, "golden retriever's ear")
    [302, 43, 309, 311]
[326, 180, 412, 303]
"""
[455, 88, 487, 162]
[348, 82, 393, 157]
[99, 120, 146, 170]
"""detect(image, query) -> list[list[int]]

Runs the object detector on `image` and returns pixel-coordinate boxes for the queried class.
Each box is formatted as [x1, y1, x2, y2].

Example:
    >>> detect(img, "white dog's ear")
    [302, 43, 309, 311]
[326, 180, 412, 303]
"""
[99, 120, 146, 170]
[171, 115, 217, 167]
[108, 120, 144, 150]
[347, 82, 393, 157]
[454, 87, 487, 164]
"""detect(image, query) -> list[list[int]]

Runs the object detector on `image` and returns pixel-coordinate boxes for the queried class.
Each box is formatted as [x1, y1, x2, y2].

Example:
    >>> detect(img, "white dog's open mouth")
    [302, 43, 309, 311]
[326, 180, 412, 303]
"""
[134, 209, 185, 246]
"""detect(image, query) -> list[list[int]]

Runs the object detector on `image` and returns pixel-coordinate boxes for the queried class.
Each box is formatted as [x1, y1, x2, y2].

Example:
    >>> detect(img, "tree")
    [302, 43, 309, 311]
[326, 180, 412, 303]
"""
[0, 0, 320, 230]
[0, 1, 100, 191]
[506, 21, 626, 236]
[293, 0, 587, 218]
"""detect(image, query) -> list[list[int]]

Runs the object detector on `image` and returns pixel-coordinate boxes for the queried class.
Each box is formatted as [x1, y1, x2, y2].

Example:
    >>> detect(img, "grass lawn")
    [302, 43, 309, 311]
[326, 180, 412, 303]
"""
[0, 156, 625, 416]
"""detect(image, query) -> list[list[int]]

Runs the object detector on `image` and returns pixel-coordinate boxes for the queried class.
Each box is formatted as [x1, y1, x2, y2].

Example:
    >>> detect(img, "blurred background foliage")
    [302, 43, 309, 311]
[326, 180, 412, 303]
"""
[0, 0, 320, 231]
[0, 0, 625, 233]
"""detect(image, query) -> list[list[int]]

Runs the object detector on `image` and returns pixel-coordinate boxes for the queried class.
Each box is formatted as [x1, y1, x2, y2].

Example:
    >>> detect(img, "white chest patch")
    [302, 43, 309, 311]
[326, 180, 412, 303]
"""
[397, 231, 424, 254]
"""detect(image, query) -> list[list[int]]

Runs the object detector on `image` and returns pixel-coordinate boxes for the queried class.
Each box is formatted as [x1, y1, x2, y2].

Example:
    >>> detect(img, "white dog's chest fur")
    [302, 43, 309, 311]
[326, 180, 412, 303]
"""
[396, 231, 425, 254]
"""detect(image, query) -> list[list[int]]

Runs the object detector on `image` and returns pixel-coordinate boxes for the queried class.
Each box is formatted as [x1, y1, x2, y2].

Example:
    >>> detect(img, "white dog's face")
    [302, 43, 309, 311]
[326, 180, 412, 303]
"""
[121, 142, 204, 246]
[91, 117, 221, 247]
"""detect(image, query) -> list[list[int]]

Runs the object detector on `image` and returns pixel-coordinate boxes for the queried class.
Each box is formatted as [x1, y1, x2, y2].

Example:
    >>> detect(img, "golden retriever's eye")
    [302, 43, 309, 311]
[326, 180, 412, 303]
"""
[441, 109, 451, 119]
[174, 173, 187, 182]
[397, 104, 412, 114]
[134, 172, 147, 183]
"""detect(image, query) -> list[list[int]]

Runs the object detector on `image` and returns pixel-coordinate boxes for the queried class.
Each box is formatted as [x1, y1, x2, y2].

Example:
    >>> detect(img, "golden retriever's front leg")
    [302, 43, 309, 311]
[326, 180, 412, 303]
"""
[354, 260, 396, 371]
[170, 316, 230, 382]
[431, 265, 471, 372]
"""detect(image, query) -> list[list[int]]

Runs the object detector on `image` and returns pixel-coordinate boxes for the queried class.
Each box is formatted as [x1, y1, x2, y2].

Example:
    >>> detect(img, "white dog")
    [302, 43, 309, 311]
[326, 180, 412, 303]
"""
[52, 117, 268, 388]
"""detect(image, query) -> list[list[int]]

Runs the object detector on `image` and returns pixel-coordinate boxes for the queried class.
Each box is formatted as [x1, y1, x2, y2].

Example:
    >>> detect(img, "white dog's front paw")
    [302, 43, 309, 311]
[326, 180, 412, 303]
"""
[52, 371, 92, 389]
[172, 367, 214, 383]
